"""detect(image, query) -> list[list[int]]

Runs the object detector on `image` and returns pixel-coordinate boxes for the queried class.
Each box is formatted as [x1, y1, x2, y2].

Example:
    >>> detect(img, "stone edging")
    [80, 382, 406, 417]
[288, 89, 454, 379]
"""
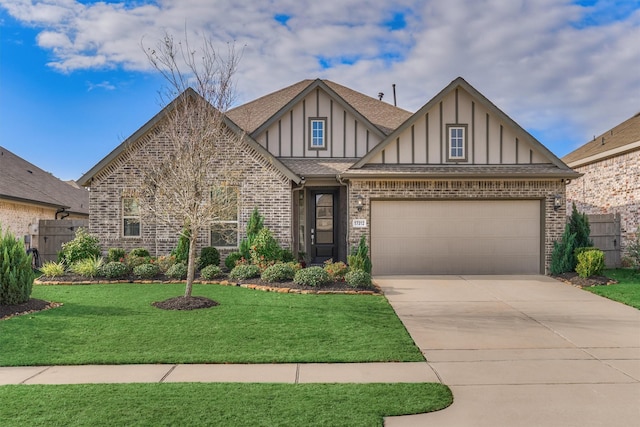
[34, 278, 382, 295]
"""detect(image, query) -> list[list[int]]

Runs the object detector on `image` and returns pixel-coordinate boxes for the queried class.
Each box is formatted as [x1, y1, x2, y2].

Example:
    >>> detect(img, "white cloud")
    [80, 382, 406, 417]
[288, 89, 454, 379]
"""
[1, 0, 639, 155]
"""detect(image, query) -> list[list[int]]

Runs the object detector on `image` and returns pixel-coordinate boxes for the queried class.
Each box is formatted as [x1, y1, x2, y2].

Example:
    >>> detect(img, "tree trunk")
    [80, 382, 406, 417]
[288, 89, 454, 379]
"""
[184, 227, 198, 297]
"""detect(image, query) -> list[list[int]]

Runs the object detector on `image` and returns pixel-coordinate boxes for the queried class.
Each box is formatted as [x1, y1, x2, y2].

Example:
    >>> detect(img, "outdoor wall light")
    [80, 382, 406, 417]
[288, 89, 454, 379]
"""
[356, 194, 364, 212]
[554, 194, 562, 211]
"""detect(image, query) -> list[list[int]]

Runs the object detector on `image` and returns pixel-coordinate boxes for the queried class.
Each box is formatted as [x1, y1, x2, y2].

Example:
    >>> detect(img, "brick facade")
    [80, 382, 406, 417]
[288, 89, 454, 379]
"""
[87, 128, 293, 260]
[566, 149, 640, 255]
[347, 179, 567, 274]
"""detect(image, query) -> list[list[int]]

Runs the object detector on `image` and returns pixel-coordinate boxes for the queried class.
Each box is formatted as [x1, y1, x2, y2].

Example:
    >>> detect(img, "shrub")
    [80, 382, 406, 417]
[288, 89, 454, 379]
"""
[126, 255, 151, 271]
[261, 263, 296, 283]
[550, 224, 577, 275]
[197, 247, 220, 270]
[229, 264, 261, 281]
[70, 256, 104, 278]
[171, 229, 191, 264]
[129, 248, 150, 258]
[156, 255, 176, 274]
[250, 228, 282, 268]
[166, 262, 188, 280]
[345, 269, 373, 288]
[40, 261, 66, 278]
[569, 203, 593, 252]
[100, 261, 128, 279]
[200, 265, 223, 280]
[0, 226, 35, 305]
[133, 263, 160, 279]
[279, 248, 295, 263]
[59, 228, 101, 266]
[225, 252, 243, 271]
[107, 248, 126, 263]
[348, 236, 372, 274]
[576, 249, 605, 278]
[626, 227, 640, 269]
[294, 266, 330, 287]
[239, 208, 264, 260]
[324, 259, 348, 281]
[285, 261, 303, 273]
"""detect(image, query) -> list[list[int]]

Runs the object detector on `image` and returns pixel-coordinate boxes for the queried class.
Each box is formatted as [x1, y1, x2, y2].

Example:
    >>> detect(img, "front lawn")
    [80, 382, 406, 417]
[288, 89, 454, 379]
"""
[0, 382, 451, 426]
[586, 269, 640, 309]
[0, 283, 423, 366]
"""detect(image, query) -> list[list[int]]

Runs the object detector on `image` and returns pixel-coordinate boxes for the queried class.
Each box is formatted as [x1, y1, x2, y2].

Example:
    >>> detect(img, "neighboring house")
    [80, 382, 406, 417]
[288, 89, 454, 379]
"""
[78, 77, 578, 275]
[0, 146, 89, 254]
[563, 113, 640, 260]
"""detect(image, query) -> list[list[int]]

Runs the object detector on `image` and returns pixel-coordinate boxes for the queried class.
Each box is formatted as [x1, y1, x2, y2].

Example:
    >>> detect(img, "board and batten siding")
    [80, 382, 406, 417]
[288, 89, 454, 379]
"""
[368, 87, 549, 165]
[254, 88, 383, 158]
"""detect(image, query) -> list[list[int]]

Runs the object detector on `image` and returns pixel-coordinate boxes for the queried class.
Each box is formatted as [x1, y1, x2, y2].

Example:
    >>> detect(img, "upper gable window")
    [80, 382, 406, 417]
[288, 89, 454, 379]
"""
[446, 124, 468, 162]
[309, 118, 327, 150]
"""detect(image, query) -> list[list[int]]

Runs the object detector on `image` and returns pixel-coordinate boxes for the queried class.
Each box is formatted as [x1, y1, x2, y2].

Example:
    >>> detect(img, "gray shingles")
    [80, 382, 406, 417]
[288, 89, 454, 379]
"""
[0, 146, 89, 214]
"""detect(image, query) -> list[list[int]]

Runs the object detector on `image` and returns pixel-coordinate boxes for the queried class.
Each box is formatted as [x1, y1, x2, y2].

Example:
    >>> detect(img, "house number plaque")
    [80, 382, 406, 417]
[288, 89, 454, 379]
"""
[352, 219, 367, 228]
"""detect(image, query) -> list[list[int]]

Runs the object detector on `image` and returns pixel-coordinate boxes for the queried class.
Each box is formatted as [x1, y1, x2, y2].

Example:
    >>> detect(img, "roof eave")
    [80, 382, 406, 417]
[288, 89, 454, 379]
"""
[339, 171, 582, 180]
[0, 194, 71, 211]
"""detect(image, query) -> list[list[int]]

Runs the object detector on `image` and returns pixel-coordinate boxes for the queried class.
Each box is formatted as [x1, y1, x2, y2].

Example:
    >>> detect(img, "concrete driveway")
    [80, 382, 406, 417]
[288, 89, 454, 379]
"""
[379, 275, 640, 427]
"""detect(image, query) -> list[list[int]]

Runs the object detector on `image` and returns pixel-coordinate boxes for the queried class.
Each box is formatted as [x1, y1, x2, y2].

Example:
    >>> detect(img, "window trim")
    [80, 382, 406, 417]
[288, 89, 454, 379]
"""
[446, 124, 468, 162]
[122, 197, 141, 238]
[308, 117, 327, 150]
[210, 185, 239, 249]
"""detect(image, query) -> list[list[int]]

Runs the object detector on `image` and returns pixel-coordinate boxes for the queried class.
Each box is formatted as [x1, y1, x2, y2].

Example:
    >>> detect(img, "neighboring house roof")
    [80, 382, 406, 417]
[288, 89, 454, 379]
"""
[78, 88, 301, 187]
[562, 112, 640, 168]
[352, 77, 577, 178]
[227, 79, 412, 137]
[0, 146, 89, 215]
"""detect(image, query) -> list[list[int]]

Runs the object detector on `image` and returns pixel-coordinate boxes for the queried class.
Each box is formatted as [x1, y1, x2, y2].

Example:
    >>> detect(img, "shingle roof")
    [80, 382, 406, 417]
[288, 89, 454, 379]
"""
[562, 112, 640, 166]
[340, 164, 581, 179]
[0, 146, 89, 215]
[279, 158, 357, 177]
[227, 79, 412, 136]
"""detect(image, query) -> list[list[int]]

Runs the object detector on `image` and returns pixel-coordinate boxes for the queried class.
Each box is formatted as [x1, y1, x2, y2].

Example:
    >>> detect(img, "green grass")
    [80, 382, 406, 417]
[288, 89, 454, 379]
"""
[0, 283, 424, 366]
[586, 269, 640, 309]
[0, 383, 452, 426]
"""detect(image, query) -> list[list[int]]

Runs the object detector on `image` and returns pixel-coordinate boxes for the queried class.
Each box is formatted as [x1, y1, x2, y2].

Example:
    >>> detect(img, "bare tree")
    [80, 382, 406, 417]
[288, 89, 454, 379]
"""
[135, 33, 244, 298]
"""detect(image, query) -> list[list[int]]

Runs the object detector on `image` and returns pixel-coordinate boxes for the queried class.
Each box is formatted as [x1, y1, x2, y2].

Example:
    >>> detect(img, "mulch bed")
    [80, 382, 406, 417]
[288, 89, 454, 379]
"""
[552, 272, 617, 288]
[0, 298, 63, 320]
[152, 296, 219, 310]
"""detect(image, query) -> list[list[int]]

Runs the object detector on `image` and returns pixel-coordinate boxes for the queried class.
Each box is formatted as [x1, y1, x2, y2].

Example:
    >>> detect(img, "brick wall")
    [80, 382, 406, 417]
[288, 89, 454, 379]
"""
[347, 179, 566, 274]
[566, 149, 640, 256]
[87, 125, 292, 262]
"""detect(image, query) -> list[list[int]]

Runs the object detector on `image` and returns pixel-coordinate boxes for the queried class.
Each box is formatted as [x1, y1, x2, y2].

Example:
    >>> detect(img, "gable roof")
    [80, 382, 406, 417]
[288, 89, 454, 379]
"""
[78, 88, 301, 187]
[352, 77, 576, 177]
[227, 79, 412, 137]
[562, 112, 640, 167]
[0, 146, 89, 215]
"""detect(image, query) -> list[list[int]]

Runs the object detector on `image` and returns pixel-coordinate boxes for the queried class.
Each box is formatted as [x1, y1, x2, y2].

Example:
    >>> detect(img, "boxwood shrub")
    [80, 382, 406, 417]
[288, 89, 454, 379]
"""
[229, 264, 261, 281]
[133, 263, 160, 279]
[345, 269, 373, 288]
[166, 262, 187, 280]
[261, 263, 295, 283]
[200, 265, 222, 280]
[293, 266, 330, 287]
[100, 261, 128, 279]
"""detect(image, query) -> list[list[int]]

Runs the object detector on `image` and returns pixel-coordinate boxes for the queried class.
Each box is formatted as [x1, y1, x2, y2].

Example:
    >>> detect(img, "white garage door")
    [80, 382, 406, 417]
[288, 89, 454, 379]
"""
[371, 200, 541, 275]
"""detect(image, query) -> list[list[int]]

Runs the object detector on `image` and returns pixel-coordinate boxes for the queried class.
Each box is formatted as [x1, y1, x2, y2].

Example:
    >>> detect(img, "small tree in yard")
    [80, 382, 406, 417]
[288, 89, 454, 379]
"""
[132, 32, 244, 299]
[0, 225, 35, 305]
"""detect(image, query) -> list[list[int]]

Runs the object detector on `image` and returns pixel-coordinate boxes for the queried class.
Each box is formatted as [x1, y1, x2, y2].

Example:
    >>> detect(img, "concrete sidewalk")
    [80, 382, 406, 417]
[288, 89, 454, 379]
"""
[0, 362, 439, 385]
[379, 275, 640, 427]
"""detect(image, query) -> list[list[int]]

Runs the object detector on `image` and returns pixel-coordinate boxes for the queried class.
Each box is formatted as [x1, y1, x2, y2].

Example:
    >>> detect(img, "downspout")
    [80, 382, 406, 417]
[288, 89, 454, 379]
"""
[55, 208, 69, 220]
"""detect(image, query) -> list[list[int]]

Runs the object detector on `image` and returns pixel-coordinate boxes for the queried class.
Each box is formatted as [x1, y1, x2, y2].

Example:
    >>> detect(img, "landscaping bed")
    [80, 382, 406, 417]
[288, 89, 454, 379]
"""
[553, 271, 617, 288]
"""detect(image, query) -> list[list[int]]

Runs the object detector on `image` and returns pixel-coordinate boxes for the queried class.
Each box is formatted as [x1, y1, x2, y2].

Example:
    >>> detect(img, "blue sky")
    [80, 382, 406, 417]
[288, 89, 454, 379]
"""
[1, 0, 639, 181]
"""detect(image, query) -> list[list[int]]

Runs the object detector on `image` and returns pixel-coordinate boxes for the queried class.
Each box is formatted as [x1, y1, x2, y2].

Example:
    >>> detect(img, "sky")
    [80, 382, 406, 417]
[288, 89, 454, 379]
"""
[1, 0, 639, 181]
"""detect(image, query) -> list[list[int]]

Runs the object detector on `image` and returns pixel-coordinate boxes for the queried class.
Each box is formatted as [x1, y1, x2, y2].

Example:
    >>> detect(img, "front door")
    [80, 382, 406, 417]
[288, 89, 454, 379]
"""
[310, 190, 337, 263]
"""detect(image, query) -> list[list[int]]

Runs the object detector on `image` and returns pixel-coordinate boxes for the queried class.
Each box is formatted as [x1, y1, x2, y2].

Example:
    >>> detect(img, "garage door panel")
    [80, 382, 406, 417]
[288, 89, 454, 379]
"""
[371, 200, 541, 275]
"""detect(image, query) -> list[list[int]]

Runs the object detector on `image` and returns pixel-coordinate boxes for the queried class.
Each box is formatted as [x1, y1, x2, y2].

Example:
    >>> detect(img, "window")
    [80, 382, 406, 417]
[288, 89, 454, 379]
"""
[123, 197, 141, 237]
[447, 125, 467, 162]
[210, 186, 239, 247]
[309, 118, 327, 150]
